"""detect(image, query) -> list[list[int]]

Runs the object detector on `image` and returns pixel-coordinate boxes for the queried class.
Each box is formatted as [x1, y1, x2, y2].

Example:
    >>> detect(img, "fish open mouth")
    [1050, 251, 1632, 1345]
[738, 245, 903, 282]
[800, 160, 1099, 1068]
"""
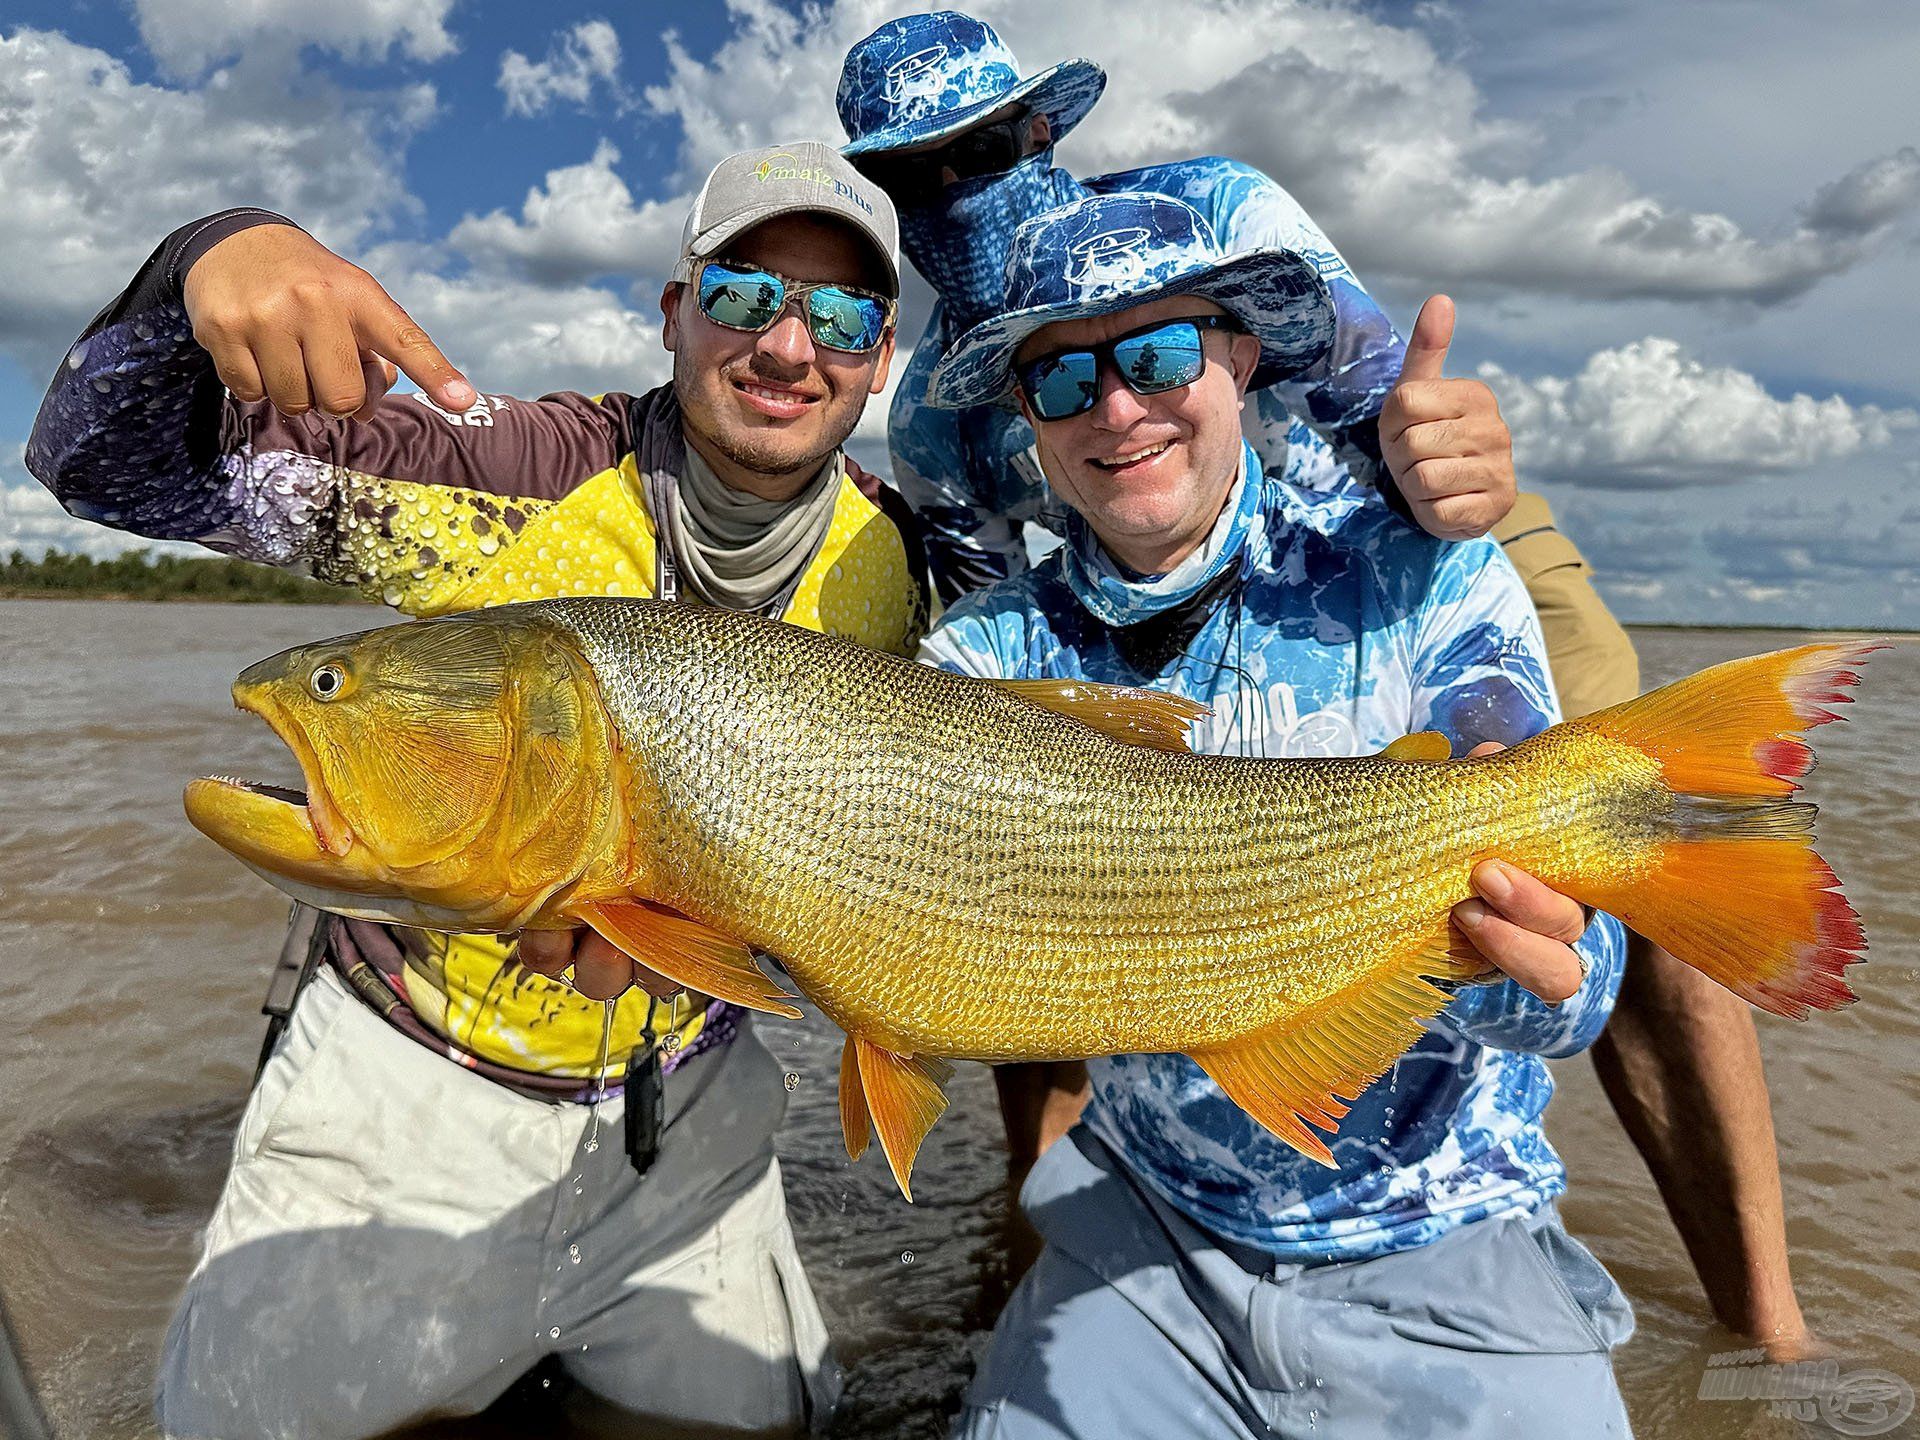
[184, 686, 372, 890]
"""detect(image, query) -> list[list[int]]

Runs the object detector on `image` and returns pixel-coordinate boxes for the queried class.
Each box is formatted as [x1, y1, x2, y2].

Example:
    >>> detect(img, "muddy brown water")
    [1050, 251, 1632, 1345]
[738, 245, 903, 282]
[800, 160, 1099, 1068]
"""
[0, 599, 1914, 1439]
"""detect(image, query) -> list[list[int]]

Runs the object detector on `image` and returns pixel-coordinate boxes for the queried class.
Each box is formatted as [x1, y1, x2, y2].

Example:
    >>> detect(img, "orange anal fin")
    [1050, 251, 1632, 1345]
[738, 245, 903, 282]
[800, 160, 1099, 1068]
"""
[853, 1036, 953, 1203]
[993, 678, 1210, 753]
[1379, 730, 1451, 763]
[839, 1035, 872, 1162]
[576, 900, 802, 1020]
[1190, 925, 1477, 1168]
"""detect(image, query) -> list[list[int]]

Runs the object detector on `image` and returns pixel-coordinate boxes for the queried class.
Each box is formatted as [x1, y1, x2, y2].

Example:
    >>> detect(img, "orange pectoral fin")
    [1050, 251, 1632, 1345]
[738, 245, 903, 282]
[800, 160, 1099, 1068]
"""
[576, 900, 803, 1020]
[853, 1036, 953, 1203]
[992, 678, 1210, 752]
[839, 1035, 872, 1162]
[1190, 922, 1483, 1168]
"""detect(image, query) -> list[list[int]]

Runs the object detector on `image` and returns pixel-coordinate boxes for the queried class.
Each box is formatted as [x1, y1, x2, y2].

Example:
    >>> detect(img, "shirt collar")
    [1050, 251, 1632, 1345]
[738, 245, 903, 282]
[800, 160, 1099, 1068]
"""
[1063, 442, 1263, 627]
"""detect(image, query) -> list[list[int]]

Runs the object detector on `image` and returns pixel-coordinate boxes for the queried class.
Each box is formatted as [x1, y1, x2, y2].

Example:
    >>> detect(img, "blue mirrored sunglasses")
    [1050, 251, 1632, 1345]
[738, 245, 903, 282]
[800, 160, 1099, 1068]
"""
[1015, 315, 1242, 421]
[696, 260, 896, 354]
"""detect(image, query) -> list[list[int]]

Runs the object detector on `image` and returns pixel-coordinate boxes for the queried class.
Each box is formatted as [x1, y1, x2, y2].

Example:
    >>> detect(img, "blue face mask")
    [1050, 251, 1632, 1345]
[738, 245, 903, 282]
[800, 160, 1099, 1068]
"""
[897, 152, 1088, 331]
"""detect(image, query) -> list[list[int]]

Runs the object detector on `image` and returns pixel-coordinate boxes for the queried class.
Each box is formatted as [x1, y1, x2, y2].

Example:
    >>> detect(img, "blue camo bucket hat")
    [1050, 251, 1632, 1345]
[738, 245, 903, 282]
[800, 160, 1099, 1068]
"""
[926, 192, 1337, 410]
[838, 11, 1106, 156]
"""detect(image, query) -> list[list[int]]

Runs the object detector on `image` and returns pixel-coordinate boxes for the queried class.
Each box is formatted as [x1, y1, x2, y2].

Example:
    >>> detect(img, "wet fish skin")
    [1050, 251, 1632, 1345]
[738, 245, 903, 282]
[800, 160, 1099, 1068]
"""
[185, 598, 1874, 1198]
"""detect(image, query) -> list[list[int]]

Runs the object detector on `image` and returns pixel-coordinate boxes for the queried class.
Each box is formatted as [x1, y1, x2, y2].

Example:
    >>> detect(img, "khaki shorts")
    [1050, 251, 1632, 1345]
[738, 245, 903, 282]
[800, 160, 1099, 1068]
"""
[1495, 493, 1639, 718]
[157, 966, 837, 1439]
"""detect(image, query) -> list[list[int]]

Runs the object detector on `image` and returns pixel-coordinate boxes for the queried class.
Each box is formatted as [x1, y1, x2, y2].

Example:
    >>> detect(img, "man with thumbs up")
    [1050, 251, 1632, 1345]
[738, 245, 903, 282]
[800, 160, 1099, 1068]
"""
[849, 14, 1817, 1377]
[916, 189, 1634, 1440]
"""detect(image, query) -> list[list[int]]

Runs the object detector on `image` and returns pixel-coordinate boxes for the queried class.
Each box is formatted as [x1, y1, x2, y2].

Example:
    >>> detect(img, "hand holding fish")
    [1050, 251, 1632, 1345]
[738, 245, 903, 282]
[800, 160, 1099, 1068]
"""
[1379, 295, 1517, 541]
[181, 223, 476, 422]
[515, 927, 685, 1002]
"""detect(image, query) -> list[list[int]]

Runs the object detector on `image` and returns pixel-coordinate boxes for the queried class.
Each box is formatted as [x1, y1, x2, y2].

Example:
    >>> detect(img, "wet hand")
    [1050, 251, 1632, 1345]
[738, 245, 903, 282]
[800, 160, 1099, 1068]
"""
[1450, 741, 1590, 1003]
[1379, 295, 1517, 541]
[512, 928, 685, 1003]
[181, 223, 475, 422]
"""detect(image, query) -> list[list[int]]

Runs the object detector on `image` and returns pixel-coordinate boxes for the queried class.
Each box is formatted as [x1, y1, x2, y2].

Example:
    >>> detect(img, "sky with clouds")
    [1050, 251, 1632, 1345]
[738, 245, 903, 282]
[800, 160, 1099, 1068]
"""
[0, 0, 1914, 626]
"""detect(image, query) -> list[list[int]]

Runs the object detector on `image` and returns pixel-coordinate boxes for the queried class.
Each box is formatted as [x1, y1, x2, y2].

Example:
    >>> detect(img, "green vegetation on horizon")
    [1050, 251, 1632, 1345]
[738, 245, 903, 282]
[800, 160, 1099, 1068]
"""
[2, 547, 352, 604]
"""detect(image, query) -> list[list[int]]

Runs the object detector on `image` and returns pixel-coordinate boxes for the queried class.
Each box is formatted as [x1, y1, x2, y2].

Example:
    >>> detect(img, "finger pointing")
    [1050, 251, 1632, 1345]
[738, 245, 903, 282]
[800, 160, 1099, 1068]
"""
[355, 291, 475, 412]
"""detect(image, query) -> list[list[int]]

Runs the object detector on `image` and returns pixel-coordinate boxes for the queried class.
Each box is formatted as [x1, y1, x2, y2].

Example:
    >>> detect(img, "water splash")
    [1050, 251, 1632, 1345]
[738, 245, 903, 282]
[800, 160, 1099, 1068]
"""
[584, 999, 615, 1155]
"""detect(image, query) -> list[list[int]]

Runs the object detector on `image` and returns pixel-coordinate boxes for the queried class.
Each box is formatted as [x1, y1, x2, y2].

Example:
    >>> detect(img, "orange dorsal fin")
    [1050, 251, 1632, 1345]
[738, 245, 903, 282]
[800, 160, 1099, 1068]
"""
[1188, 922, 1486, 1166]
[853, 1036, 953, 1202]
[839, 1035, 872, 1162]
[993, 678, 1210, 753]
[575, 900, 802, 1019]
[1379, 731, 1452, 763]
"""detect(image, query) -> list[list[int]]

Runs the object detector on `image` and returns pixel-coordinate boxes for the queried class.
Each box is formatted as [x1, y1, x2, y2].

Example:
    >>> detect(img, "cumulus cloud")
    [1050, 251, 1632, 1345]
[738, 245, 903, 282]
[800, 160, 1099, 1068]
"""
[448, 141, 684, 289]
[362, 243, 668, 401]
[1481, 338, 1919, 487]
[1803, 147, 1920, 237]
[641, 0, 1919, 305]
[130, 0, 457, 75]
[499, 19, 626, 117]
[0, 29, 430, 374]
[1, 444, 192, 557]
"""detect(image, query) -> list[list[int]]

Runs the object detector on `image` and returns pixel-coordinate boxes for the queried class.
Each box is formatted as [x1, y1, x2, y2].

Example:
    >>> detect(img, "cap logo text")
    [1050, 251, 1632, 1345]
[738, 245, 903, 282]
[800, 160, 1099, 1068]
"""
[750, 153, 876, 216]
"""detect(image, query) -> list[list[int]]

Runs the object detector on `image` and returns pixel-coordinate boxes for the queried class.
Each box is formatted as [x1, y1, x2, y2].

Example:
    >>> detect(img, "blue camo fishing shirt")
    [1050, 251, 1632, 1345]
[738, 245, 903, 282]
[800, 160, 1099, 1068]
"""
[919, 446, 1628, 1261]
[893, 155, 1405, 600]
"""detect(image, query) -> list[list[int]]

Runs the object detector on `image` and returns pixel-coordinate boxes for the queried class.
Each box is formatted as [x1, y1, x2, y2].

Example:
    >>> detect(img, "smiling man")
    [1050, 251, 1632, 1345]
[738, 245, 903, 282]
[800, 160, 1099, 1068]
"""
[27, 139, 924, 1438]
[919, 192, 1635, 1439]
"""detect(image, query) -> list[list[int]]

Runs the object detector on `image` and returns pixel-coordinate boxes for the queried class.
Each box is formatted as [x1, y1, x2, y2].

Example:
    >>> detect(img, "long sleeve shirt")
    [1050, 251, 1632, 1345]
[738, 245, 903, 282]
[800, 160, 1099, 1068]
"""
[920, 445, 1626, 1261]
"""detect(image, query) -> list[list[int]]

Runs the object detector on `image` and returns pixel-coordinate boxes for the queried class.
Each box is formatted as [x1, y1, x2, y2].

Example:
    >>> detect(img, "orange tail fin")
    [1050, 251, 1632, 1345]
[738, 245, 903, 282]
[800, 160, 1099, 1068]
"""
[1573, 641, 1882, 1019]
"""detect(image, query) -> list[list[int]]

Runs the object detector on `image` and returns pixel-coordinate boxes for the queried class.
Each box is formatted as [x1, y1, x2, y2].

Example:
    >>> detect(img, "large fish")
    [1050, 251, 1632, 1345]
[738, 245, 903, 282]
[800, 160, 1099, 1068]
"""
[186, 599, 1874, 1198]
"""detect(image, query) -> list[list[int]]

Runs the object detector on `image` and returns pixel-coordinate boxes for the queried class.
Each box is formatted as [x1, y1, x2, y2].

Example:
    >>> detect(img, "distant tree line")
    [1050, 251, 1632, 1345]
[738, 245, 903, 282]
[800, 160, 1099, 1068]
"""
[2, 547, 351, 603]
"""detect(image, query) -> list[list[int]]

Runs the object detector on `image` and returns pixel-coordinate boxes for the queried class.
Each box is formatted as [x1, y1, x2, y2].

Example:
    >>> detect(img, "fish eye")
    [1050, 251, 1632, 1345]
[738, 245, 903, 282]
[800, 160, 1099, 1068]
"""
[309, 664, 347, 702]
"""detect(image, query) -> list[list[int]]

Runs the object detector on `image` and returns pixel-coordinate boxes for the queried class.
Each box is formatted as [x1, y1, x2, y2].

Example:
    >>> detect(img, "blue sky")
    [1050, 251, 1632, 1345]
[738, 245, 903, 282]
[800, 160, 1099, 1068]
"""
[1, 0, 1916, 626]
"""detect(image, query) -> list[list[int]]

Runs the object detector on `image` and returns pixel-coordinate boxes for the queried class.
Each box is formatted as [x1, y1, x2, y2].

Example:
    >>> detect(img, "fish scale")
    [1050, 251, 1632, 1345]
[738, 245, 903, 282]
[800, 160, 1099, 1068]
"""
[184, 598, 1876, 1198]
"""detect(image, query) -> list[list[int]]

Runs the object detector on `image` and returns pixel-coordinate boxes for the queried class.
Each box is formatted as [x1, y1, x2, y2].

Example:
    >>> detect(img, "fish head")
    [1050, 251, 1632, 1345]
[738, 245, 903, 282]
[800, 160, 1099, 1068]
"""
[184, 611, 629, 931]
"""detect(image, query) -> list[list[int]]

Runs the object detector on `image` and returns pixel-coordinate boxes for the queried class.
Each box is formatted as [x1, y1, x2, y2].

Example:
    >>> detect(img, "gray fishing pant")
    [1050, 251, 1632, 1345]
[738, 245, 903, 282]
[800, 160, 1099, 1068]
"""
[156, 965, 837, 1439]
[953, 1128, 1634, 1440]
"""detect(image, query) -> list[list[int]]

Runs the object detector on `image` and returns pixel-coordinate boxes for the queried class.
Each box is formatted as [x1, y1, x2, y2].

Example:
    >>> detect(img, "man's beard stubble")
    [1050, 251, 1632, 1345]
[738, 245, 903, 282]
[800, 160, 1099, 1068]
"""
[673, 349, 862, 481]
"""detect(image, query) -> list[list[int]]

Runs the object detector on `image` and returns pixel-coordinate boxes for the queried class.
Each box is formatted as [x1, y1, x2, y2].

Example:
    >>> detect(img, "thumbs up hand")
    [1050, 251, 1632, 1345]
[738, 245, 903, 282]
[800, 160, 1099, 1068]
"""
[1377, 296, 1516, 541]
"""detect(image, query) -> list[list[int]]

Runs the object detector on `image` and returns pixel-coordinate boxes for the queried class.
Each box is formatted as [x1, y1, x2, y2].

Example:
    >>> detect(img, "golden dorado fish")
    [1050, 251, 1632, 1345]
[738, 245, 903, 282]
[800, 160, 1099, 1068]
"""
[185, 599, 1874, 1198]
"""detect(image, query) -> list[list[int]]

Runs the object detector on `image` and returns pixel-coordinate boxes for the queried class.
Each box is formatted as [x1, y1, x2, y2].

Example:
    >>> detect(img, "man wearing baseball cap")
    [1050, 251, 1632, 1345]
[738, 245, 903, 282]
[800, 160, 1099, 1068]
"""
[29, 139, 925, 1437]
[920, 190, 1634, 1437]
[847, 12, 1821, 1370]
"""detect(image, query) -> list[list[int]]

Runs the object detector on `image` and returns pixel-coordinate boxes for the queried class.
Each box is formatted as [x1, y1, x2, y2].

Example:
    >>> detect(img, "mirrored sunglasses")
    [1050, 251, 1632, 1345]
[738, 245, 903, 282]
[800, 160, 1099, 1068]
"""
[696, 261, 895, 354]
[1015, 315, 1242, 422]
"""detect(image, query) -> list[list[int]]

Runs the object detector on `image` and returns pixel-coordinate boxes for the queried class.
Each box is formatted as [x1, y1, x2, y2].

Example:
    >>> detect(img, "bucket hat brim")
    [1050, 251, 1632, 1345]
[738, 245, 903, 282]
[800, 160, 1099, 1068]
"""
[925, 249, 1336, 411]
[842, 57, 1106, 157]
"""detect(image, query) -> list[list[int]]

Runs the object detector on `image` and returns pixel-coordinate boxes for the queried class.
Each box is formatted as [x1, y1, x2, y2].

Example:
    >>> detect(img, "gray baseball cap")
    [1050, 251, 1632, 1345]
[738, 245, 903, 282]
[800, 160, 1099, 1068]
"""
[672, 139, 901, 295]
